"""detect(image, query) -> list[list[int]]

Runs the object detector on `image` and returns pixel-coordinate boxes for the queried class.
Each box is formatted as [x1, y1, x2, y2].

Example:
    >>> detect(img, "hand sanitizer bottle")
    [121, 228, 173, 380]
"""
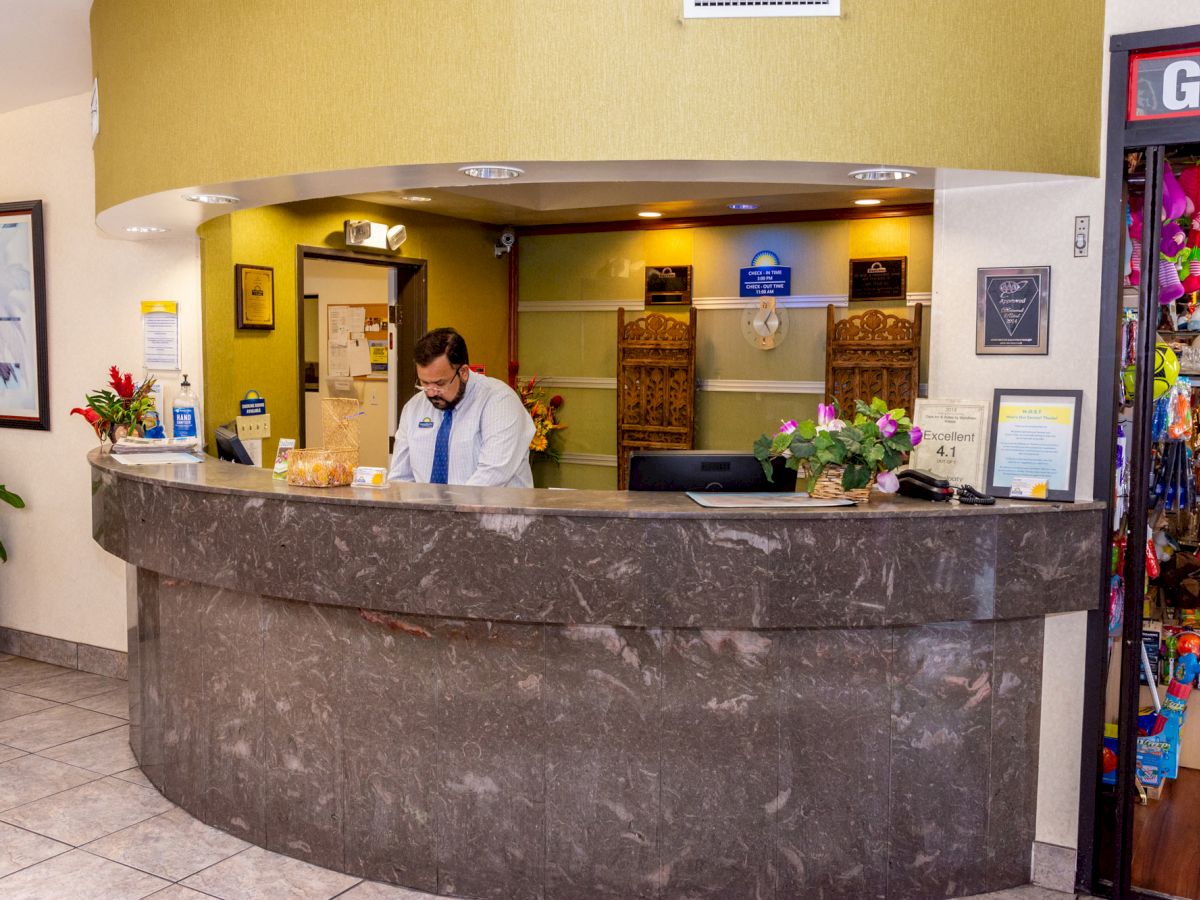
[172, 374, 199, 439]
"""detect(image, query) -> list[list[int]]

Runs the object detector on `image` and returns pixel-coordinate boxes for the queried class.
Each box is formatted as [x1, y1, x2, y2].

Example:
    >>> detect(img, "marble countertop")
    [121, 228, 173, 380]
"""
[89, 449, 1103, 521]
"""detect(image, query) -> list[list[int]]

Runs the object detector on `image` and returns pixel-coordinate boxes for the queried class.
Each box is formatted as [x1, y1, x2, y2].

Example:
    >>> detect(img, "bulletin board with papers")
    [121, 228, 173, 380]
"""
[327, 304, 388, 380]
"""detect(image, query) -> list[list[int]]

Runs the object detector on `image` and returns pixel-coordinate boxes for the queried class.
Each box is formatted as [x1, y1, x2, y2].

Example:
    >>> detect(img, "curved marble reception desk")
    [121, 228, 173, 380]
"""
[90, 450, 1105, 900]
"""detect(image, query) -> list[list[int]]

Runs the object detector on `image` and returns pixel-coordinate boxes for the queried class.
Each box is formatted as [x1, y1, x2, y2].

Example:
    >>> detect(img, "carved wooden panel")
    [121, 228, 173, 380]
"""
[617, 309, 696, 489]
[825, 304, 922, 415]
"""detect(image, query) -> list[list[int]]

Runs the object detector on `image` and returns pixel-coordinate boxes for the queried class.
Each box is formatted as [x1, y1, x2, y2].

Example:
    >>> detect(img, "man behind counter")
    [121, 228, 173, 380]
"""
[387, 327, 535, 488]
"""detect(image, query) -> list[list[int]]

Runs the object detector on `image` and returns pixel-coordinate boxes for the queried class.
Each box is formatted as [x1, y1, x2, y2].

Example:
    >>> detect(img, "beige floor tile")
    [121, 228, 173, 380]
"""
[338, 880, 445, 898]
[71, 686, 130, 719]
[9, 671, 126, 703]
[0, 755, 98, 811]
[181, 845, 361, 899]
[0, 703, 124, 752]
[0, 743, 26, 764]
[85, 806, 249, 882]
[147, 886, 213, 898]
[0, 659, 72, 690]
[0, 848, 169, 899]
[112, 765, 155, 789]
[39, 724, 136, 775]
[0, 775, 174, 846]
[0, 820, 71, 877]
[0, 689, 57, 723]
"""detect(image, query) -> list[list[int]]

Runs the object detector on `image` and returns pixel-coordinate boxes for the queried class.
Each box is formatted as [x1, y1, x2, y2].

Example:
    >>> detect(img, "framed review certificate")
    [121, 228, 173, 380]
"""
[235, 264, 275, 330]
[985, 388, 1082, 502]
[909, 398, 990, 489]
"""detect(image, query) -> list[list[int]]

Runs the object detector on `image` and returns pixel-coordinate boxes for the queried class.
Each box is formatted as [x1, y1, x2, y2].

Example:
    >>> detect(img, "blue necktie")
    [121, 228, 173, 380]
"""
[430, 408, 453, 484]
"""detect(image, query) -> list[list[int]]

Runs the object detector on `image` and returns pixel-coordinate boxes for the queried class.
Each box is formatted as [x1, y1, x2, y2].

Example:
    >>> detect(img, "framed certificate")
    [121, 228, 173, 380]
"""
[235, 264, 275, 330]
[985, 388, 1082, 502]
[909, 398, 990, 489]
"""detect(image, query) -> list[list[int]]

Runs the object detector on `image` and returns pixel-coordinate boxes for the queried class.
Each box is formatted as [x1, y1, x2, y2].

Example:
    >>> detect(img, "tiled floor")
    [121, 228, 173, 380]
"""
[0, 654, 430, 899]
[0, 653, 1079, 900]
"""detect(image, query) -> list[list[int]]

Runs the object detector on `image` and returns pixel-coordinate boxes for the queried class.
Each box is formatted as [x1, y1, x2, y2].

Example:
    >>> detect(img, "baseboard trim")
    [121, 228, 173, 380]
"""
[1031, 841, 1077, 893]
[0, 626, 127, 679]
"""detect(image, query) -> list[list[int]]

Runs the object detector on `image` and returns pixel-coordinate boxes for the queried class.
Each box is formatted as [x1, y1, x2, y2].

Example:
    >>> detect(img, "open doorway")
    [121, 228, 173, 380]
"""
[296, 247, 426, 466]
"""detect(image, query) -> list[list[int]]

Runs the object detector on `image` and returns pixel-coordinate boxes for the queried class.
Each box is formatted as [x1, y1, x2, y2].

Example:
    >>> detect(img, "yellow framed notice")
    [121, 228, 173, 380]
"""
[235, 264, 275, 330]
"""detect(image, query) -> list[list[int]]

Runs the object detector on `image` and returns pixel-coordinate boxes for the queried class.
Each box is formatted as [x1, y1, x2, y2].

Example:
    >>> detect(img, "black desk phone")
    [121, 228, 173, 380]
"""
[896, 469, 995, 505]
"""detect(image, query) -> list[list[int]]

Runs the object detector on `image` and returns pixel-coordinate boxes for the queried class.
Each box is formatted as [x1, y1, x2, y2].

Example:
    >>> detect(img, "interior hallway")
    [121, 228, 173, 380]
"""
[0, 652, 1081, 899]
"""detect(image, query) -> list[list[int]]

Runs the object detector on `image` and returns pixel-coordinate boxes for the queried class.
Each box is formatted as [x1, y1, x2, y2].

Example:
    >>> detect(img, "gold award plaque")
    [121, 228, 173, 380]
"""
[236, 264, 275, 330]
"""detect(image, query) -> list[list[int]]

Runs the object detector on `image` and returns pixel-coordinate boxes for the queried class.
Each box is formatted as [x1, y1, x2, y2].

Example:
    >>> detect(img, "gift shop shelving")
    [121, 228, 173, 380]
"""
[1089, 24, 1200, 900]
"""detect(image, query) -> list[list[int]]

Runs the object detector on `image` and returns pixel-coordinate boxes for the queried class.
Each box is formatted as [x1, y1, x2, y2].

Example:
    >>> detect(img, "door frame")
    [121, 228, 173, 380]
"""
[295, 246, 428, 448]
[1085, 22, 1200, 900]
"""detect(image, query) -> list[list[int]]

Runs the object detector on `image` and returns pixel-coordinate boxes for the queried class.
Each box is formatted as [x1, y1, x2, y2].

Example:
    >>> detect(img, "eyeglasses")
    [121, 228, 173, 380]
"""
[415, 366, 464, 395]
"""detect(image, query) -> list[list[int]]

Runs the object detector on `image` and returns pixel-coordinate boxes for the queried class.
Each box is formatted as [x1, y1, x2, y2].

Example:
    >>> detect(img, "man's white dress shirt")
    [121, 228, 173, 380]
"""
[387, 371, 535, 488]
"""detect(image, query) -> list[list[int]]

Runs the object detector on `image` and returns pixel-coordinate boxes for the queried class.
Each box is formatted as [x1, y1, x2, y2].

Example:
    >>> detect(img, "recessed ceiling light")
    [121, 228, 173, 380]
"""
[637, 211, 662, 218]
[458, 165, 524, 180]
[848, 167, 916, 182]
[854, 198, 883, 206]
[125, 225, 167, 233]
[728, 203, 759, 210]
[398, 195, 432, 202]
[183, 193, 240, 204]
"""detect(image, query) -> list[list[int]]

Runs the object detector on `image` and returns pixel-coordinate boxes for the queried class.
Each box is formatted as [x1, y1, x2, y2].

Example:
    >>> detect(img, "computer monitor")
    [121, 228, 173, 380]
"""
[627, 451, 797, 492]
[214, 421, 254, 465]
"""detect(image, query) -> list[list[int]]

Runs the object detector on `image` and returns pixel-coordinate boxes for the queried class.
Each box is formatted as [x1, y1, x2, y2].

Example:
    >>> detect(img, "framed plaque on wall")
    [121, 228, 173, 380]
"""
[976, 266, 1050, 355]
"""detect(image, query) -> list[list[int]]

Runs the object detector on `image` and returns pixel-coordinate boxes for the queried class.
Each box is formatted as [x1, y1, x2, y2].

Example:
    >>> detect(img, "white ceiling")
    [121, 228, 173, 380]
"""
[0, 0, 93, 116]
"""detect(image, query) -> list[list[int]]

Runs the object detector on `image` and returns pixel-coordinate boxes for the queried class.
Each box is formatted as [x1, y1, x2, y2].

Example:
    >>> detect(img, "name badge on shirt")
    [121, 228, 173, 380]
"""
[418, 416, 434, 429]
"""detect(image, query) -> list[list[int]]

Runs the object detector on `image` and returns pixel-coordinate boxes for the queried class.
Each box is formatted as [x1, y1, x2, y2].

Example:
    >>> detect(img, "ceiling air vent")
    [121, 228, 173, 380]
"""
[684, 0, 840, 18]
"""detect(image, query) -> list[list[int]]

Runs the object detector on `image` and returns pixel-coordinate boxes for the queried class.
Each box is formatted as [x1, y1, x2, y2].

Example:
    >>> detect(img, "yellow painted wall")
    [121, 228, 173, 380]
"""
[200, 199, 509, 462]
[520, 216, 931, 488]
[91, 0, 1102, 214]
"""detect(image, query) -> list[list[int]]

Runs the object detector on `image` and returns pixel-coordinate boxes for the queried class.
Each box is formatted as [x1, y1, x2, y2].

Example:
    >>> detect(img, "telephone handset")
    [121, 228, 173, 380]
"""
[896, 468, 996, 505]
[896, 468, 954, 501]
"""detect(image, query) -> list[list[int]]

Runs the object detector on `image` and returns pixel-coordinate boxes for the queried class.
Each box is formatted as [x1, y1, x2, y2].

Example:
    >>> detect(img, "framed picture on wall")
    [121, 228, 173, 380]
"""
[236, 264, 275, 330]
[0, 200, 49, 430]
[976, 266, 1050, 354]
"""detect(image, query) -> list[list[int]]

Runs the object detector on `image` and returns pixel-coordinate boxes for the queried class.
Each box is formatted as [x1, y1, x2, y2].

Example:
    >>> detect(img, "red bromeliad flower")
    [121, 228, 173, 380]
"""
[108, 365, 135, 399]
[549, 395, 563, 409]
[70, 406, 105, 438]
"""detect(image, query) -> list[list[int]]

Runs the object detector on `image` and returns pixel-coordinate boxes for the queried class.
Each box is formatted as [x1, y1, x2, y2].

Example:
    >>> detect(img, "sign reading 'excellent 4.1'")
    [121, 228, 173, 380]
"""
[1129, 46, 1200, 122]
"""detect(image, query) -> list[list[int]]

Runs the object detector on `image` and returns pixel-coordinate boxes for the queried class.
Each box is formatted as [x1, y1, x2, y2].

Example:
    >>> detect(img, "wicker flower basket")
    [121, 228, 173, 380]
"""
[808, 464, 874, 502]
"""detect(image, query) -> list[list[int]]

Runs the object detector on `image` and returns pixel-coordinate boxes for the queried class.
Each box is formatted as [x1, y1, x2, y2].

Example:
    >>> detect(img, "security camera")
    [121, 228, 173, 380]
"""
[494, 227, 517, 258]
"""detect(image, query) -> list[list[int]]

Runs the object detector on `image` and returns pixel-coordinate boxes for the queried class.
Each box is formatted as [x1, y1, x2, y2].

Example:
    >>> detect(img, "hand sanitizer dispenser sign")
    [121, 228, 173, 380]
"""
[172, 375, 199, 439]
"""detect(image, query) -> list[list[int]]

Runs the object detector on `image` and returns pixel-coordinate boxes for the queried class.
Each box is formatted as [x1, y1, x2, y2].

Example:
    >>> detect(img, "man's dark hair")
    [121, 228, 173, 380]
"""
[414, 327, 469, 367]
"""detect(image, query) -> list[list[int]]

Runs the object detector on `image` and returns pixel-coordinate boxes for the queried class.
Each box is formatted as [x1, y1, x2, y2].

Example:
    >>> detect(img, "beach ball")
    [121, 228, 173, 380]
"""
[1122, 342, 1179, 400]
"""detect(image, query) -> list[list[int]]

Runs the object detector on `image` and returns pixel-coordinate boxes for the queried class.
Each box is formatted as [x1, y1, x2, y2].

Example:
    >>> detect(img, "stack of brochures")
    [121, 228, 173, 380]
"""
[110, 436, 201, 454]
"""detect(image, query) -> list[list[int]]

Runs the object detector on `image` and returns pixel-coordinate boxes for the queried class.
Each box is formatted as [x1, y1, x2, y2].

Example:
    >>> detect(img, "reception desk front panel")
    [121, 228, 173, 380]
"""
[92, 452, 1104, 899]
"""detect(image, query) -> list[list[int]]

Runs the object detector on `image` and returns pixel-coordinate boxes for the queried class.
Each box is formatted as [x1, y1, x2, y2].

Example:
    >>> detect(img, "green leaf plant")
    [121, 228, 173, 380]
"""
[753, 397, 922, 493]
[0, 483, 25, 563]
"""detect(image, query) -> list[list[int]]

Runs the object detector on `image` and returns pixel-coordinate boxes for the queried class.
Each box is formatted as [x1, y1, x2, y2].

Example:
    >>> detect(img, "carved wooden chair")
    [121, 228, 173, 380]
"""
[825, 304, 923, 414]
[617, 309, 696, 489]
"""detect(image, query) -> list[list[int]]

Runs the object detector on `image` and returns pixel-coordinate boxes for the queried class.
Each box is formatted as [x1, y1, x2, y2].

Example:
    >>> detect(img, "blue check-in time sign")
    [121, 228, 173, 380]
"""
[740, 250, 791, 297]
